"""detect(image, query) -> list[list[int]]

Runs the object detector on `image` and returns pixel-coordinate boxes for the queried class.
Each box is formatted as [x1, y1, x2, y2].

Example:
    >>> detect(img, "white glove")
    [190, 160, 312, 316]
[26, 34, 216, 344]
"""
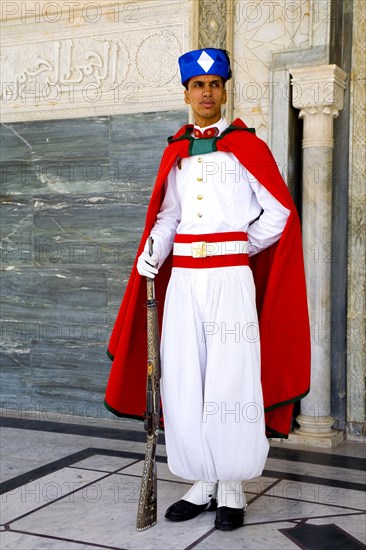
[137, 249, 159, 278]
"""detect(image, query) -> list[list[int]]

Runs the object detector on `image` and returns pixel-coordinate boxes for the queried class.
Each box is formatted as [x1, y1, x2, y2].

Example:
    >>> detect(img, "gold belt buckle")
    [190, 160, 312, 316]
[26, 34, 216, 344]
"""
[191, 241, 207, 258]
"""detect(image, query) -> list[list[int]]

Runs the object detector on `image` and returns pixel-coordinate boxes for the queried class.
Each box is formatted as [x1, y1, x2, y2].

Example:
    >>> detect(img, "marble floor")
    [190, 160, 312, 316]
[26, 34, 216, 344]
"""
[1, 412, 365, 550]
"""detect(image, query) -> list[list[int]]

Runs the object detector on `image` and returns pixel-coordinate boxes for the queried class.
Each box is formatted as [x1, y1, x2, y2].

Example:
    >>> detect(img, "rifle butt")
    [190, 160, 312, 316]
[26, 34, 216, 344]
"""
[136, 433, 158, 530]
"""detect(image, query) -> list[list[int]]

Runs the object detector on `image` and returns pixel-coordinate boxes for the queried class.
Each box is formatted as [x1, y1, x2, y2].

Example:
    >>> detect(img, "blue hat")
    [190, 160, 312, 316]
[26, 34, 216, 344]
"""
[178, 48, 232, 85]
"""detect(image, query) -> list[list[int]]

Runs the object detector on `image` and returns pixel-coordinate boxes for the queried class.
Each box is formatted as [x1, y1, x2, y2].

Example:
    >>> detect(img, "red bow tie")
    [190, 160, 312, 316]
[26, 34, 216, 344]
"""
[193, 127, 220, 139]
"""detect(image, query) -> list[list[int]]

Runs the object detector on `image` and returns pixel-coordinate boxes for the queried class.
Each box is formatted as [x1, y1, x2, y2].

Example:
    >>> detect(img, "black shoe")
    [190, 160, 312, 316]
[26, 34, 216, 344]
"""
[214, 506, 245, 531]
[165, 498, 217, 522]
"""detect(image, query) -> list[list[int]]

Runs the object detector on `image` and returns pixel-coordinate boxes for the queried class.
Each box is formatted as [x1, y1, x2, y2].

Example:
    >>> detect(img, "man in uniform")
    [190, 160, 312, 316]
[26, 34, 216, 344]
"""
[105, 48, 310, 531]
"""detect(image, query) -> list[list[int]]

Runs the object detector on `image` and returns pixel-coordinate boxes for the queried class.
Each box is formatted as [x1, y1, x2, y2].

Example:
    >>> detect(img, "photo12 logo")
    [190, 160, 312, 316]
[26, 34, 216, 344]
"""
[1, 2, 139, 24]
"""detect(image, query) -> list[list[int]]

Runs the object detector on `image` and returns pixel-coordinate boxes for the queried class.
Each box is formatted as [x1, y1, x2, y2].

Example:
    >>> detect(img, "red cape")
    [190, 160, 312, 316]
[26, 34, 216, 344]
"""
[105, 119, 310, 438]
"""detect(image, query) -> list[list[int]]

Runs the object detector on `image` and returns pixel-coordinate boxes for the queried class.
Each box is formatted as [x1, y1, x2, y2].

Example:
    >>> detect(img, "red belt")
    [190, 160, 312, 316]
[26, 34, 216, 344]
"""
[172, 231, 249, 269]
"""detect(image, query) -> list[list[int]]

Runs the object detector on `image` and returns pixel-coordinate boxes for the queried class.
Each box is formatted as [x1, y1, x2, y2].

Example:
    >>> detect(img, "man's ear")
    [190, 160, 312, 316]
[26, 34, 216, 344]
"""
[184, 89, 191, 105]
[221, 89, 227, 105]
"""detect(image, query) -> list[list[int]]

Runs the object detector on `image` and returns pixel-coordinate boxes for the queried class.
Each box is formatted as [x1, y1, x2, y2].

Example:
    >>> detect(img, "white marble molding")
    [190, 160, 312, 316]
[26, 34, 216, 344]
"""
[0, 0, 193, 122]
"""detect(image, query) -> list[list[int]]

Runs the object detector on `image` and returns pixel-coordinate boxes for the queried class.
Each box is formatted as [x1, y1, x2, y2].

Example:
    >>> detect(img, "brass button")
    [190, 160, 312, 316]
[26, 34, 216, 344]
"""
[197, 194, 203, 200]
[197, 212, 203, 218]
[198, 157, 203, 163]
[197, 177, 203, 182]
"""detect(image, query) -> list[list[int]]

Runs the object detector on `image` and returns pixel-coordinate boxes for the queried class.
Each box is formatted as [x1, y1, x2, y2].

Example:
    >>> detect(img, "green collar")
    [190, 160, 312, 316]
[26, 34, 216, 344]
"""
[167, 123, 256, 156]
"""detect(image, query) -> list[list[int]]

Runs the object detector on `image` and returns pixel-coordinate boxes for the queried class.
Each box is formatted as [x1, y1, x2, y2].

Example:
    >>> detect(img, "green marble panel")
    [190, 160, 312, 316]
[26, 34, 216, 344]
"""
[0, 162, 36, 195]
[0, 342, 110, 418]
[109, 110, 187, 193]
[30, 342, 109, 409]
[107, 268, 131, 328]
[1, 118, 109, 162]
[0, 346, 31, 403]
[1, 117, 110, 194]
[0, 197, 33, 265]
[33, 194, 146, 266]
[0, 267, 108, 327]
[0, 109, 188, 416]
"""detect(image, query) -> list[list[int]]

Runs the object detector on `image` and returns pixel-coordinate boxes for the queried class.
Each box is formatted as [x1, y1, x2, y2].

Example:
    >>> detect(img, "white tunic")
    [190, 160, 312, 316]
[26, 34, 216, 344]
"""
[148, 117, 290, 482]
[149, 117, 290, 264]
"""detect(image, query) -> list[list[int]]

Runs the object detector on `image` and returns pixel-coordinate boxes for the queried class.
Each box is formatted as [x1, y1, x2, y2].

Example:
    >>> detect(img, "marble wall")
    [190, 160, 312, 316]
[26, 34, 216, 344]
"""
[1, 0, 364, 438]
[330, 0, 353, 431]
[347, 0, 366, 438]
[232, 0, 320, 142]
[1, 0, 192, 122]
[0, 0, 192, 417]
[0, 110, 187, 418]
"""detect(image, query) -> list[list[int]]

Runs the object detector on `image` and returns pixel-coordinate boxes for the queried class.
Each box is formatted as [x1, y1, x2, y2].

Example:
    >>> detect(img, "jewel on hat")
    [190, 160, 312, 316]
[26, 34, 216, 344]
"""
[178, 48, 232, 85]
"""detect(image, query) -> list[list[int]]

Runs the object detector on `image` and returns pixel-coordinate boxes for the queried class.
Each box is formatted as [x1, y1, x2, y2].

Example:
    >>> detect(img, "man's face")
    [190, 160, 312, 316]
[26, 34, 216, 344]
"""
[184, 75, 227, 127]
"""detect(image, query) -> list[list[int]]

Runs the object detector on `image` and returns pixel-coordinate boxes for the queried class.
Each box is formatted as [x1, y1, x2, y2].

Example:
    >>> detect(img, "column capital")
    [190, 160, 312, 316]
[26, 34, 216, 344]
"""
[290, 64, 347, 148]
[291, 64, 347, 111]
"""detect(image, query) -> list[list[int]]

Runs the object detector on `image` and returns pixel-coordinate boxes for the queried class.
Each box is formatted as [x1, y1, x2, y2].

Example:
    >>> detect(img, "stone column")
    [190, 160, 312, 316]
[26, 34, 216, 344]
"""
[290, 65, 347, 447]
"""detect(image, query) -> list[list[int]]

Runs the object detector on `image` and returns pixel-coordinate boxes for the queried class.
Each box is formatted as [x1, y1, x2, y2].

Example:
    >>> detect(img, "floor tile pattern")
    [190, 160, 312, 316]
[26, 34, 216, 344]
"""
[1, 416, 365, 550]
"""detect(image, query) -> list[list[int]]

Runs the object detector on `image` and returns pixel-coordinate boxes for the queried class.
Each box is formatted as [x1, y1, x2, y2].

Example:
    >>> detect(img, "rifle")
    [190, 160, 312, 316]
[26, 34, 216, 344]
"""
[136, 237, 161, 531]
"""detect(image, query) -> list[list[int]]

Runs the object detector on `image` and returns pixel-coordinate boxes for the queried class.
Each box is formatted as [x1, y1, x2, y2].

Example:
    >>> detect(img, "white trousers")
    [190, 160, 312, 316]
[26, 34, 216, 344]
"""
[160, 265, 269, 482]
